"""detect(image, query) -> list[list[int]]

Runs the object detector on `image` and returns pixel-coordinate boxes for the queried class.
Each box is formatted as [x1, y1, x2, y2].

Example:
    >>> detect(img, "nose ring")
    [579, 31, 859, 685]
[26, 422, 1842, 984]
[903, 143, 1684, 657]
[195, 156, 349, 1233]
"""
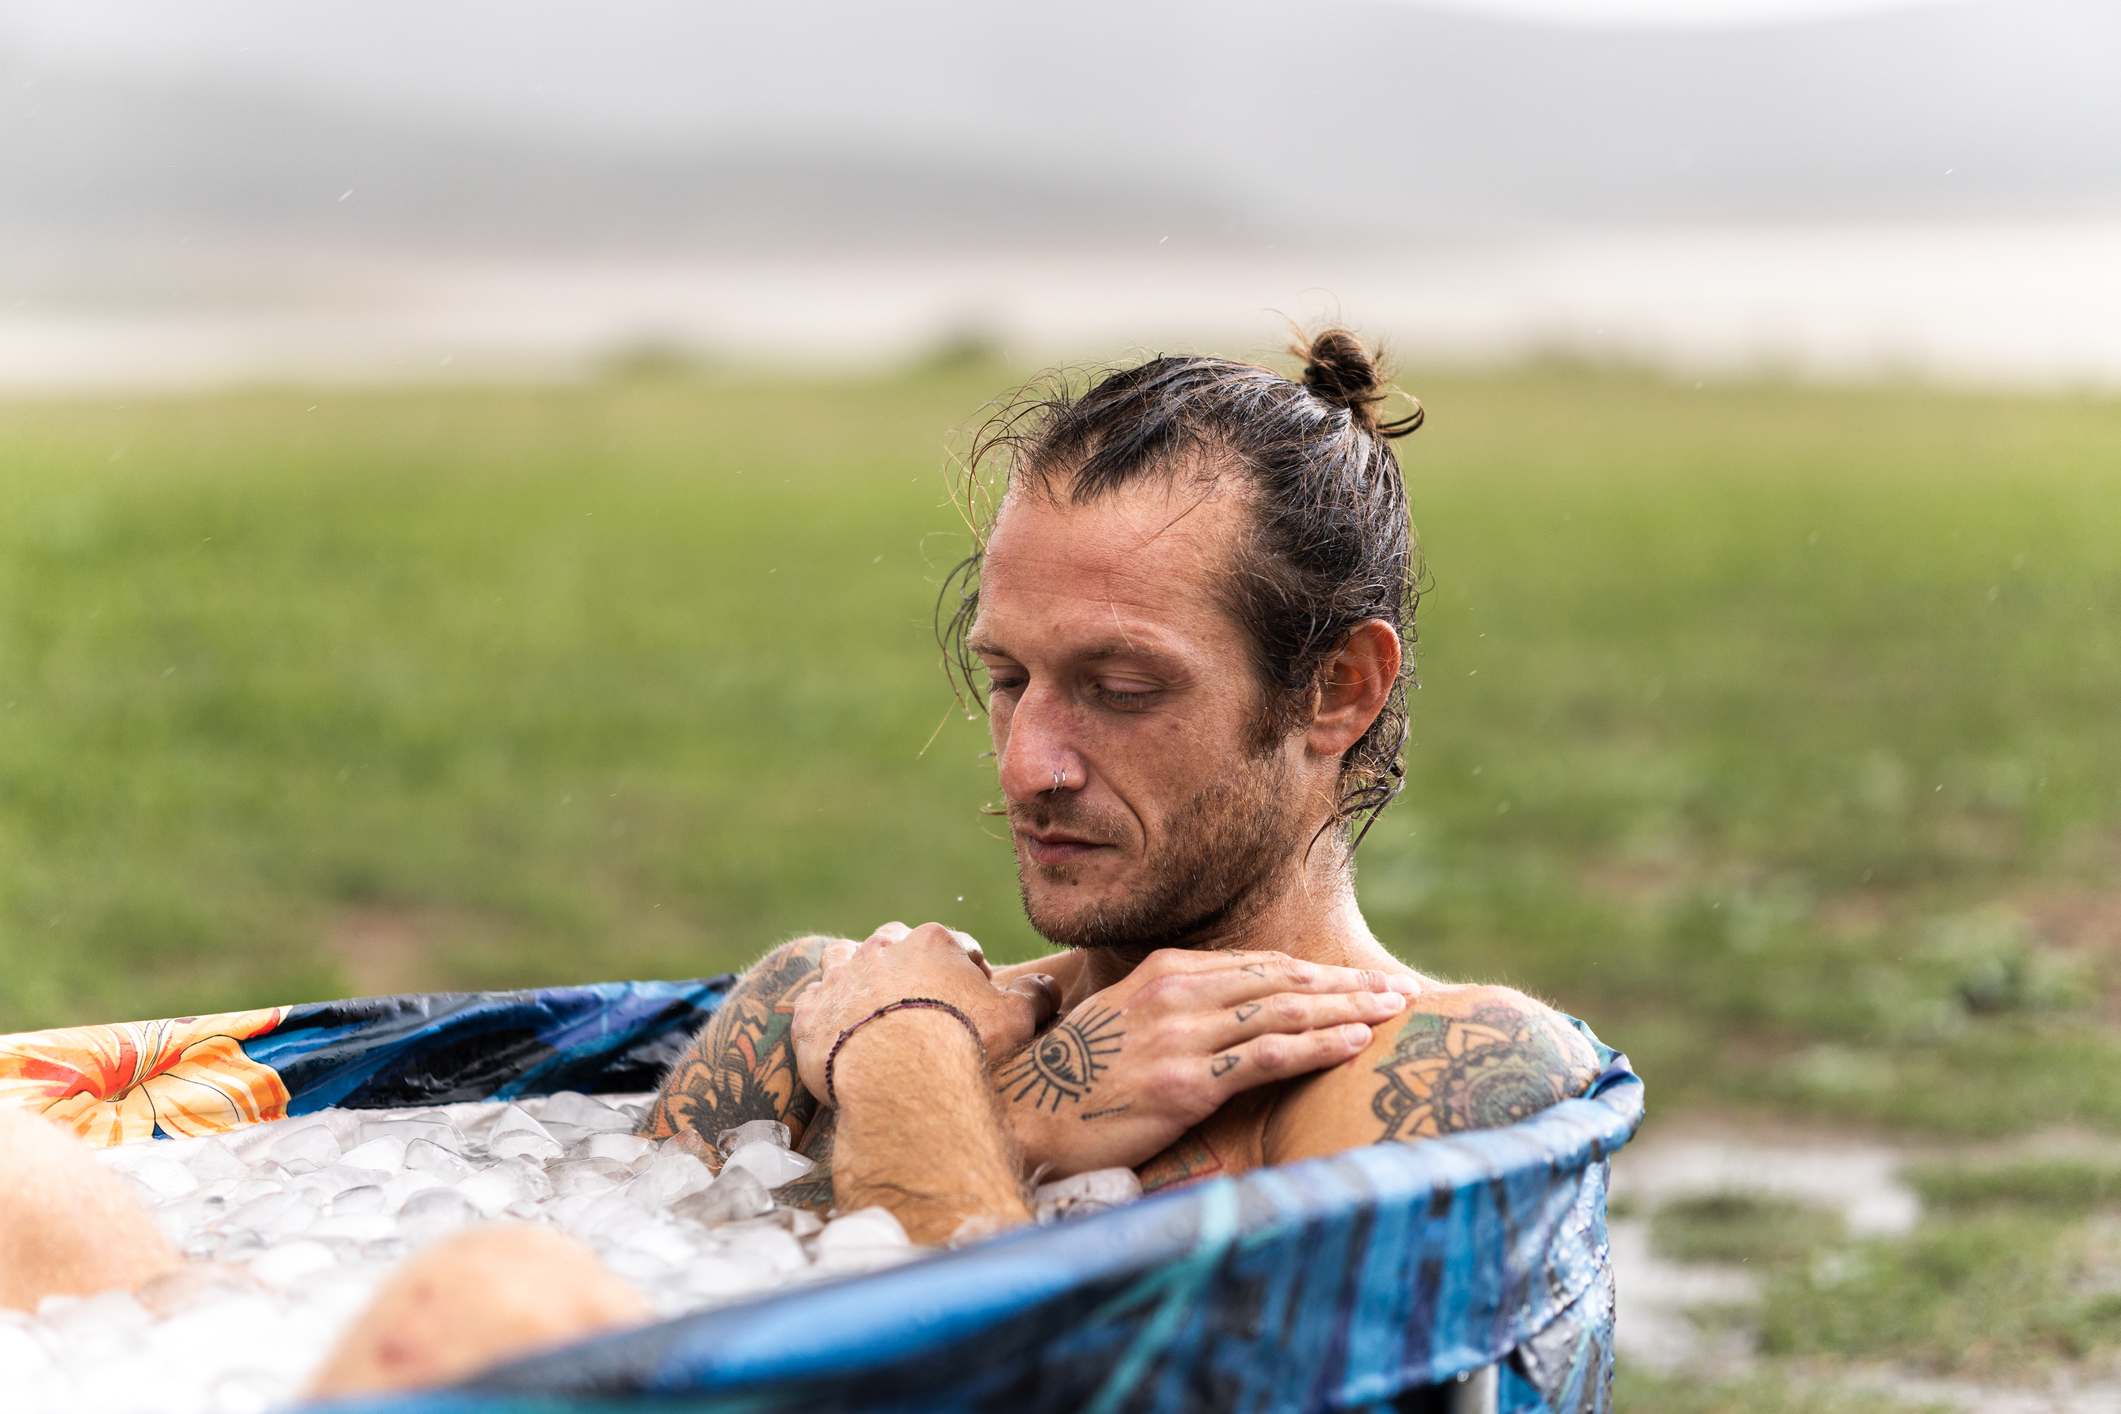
[1050, 768, 1064, 792]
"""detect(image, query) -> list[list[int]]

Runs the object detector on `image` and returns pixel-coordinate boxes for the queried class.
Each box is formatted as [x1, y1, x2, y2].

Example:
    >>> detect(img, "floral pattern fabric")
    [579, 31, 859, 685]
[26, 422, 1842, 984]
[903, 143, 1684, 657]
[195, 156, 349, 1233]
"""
[0, 1008, 290, 1145]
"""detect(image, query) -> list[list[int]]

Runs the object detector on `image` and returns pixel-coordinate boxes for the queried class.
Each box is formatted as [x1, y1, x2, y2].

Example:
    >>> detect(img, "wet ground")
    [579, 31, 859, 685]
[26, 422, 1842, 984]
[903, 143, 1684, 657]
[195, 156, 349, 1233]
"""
[1612, 1129, 2121, 1412]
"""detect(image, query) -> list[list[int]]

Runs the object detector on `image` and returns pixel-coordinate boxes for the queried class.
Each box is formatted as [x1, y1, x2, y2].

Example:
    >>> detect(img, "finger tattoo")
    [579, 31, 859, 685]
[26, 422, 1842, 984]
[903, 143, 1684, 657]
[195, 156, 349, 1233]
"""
[1233, 1002, 1262, 1023]
[1210, 1053, 1241, 1077]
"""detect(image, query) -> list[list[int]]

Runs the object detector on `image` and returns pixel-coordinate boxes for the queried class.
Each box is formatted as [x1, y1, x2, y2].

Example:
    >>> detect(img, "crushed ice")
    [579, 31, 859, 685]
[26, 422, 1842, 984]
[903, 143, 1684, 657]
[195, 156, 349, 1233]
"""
[9, 1093, 1141, 1413]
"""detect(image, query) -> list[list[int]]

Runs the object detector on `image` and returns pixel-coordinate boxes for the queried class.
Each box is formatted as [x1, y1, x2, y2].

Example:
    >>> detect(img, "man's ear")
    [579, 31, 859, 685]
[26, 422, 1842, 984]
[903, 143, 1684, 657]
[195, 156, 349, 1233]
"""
[1305, 620, 1401, 759]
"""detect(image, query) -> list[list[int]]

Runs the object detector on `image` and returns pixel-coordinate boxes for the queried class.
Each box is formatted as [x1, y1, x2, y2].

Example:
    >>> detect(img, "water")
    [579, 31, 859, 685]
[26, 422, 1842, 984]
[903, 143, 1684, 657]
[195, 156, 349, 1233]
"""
[7, 1093, 1155, 1413]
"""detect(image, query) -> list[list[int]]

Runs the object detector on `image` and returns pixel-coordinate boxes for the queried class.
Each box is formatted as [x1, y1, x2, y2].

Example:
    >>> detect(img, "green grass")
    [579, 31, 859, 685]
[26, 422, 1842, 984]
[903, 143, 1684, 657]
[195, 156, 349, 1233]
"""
[1615, 1365, 1946, 1414]
[1652, 1194, 1845, 1267]
[2, 364, 2118, 1138]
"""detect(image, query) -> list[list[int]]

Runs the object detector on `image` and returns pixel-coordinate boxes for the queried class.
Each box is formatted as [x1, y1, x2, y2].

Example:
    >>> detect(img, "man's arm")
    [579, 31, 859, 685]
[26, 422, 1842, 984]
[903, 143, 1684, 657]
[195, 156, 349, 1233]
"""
[789, 923, 1053, 1243]
[1259, 984, 1601, 1166]
[827, 1010, 1029, 1243]
[638, 937, 833, 1146]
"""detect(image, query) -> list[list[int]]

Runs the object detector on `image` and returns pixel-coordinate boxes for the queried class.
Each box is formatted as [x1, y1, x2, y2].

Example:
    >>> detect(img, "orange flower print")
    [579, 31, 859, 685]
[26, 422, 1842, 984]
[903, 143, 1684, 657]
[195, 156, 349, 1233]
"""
[0, 1008, 290, 1146]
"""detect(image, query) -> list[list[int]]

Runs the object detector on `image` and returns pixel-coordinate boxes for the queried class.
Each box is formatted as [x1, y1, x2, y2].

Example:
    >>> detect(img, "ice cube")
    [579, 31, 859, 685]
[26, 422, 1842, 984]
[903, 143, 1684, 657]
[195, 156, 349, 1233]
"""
[572, 1131, 658, 1167]
[396, 1188, 476, 1239]
[812, 1206, 913, 1274]
[659, 1129, 713, 1163]
[206, 1367, 289, 1414]
[336, 1137, 407, 1172]
[547, 1158, 630, 1198]
[722, 1141, 814, 1189]
[719, 1225, 806, 1274]
[309, 1212, 397, 1243]
[717, 1119, 790, 1154]
[40, 1289, 151, 1341]
[227, 1177, 284, 1206]
[629, 1151, 713, 1207]
[486, 1106, 560, 1162]
[1033, 1166, 1144, 1222]
[0, 1315, 52, 1377]
[404, 1137, 474, 1182]
[329, 1185, 387, 1216]
[260, 1122, 341, 1174]
[455, 1165, 530, 1218]
[185, 1139, 252, 1183]
[539, 1091, 635, 1133]
[233, 1191, 319, 1239]
[599, 1246, 675, 1286]
[127, 1150, 201, 1199]
[358, 1117, 460, 1151]
[249, 1240, 338, 1290]
[672, 1167, 772, 1225]
[380, 1169, 447, 1212]
[488, 1129, 563, 1164]
[488, 1104, 550, 1141]
[675, 1255, 771, 1305]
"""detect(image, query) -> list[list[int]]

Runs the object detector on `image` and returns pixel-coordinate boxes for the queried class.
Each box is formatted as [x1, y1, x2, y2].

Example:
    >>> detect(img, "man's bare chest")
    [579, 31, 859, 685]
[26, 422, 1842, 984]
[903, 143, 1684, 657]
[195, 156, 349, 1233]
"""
[1134, 1086, 1278, 1193]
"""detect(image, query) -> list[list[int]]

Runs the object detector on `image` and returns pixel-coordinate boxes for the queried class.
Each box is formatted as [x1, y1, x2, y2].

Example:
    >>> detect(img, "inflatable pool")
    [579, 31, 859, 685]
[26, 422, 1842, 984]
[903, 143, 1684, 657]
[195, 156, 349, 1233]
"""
[1, 978, 1642, 1414]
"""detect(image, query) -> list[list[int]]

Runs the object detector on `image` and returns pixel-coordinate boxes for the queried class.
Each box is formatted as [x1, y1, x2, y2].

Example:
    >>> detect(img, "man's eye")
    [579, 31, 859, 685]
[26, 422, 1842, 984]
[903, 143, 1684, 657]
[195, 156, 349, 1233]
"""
[1094, 682, 1156, 707]
[986, 673, 1028, 694]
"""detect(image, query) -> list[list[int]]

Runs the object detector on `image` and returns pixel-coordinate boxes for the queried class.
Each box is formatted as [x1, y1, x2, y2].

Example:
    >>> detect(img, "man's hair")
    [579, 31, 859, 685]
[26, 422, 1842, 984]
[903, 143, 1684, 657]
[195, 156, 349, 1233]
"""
[938, 327, 1424, 848]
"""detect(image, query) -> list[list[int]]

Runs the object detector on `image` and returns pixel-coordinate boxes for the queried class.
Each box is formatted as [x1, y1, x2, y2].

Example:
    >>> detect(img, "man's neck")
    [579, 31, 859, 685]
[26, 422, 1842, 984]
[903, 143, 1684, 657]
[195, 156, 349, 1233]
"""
[1071, 865, 1398, 1001]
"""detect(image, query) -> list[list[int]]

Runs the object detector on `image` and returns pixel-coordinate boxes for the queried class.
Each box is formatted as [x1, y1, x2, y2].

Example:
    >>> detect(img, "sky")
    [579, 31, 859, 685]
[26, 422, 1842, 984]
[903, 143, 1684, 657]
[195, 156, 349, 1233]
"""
[1405, 0, 1972, 27]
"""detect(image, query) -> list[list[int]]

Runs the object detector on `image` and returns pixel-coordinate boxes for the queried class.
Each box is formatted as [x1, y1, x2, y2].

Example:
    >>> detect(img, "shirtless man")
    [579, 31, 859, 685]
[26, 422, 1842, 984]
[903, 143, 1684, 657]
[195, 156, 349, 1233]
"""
[642, 331, 1601, 1241]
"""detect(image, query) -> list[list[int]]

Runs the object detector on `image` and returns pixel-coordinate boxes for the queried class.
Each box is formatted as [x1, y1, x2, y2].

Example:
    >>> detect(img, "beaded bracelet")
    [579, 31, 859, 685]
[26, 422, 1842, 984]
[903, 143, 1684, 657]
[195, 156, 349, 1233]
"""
[823, 997, 983, 1108]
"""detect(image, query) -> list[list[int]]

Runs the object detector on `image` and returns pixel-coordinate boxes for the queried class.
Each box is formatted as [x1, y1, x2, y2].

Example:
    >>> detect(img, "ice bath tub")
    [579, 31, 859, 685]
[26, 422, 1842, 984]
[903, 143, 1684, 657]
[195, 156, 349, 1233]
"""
[1, 979, 1643, 1414]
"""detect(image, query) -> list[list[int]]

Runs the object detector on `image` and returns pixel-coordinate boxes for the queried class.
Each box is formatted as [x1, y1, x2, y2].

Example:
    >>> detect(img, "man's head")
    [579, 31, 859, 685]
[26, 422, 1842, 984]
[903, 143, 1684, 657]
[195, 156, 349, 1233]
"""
[943, 330, 1422, 954]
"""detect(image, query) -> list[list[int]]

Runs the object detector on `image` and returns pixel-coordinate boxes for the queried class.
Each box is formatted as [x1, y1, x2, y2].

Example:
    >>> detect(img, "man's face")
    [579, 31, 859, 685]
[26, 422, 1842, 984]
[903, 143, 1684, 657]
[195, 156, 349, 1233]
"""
[968, 475, 1311, 953]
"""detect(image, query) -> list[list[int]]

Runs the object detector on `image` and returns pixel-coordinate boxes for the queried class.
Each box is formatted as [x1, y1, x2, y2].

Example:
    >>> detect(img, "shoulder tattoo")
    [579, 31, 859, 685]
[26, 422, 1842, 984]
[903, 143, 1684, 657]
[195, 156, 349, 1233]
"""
[1369, 1003, 1598, 1142]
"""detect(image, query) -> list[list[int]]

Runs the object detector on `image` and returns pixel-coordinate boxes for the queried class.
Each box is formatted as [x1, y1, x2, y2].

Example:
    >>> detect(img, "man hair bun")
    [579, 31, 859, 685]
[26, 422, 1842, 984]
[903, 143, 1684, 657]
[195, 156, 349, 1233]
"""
[1293, 328, 1424, 439]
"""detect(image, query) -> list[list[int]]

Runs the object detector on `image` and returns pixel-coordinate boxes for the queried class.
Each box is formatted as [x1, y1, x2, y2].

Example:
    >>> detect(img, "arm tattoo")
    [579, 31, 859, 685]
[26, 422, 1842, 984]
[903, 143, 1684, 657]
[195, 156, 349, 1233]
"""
[1370, 1003, 1598, 1142]
[996, 1005, 1126, 1114]
[638, 939, 828, 1143]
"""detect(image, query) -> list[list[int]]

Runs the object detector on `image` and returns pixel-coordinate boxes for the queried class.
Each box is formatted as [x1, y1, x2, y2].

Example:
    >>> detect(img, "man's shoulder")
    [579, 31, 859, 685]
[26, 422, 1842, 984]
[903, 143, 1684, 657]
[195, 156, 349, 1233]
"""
[1266, 982, 1601, 1162]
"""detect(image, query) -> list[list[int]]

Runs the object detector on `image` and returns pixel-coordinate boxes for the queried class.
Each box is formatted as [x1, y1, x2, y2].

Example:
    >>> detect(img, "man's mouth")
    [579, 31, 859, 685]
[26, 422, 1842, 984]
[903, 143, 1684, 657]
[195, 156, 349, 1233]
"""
[1018, 828, 1111, 867]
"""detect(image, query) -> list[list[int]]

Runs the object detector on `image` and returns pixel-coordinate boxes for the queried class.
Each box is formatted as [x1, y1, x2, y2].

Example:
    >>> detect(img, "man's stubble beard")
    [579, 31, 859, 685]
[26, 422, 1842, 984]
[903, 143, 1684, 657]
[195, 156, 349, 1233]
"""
[1011, 748, 1307, 959]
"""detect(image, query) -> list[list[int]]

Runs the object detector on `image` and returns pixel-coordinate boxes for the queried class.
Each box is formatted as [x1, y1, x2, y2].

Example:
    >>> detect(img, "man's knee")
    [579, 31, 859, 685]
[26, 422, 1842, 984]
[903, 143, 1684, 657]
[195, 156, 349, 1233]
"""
[0, 1110, 181, 1310]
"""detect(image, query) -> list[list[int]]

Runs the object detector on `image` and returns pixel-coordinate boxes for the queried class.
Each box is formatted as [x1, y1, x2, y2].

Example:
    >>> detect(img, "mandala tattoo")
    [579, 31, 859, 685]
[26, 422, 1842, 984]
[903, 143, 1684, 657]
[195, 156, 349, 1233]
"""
[639, 939, 827, 1144]
[1369, 1003, 1598, 1142]
[996, 1005, 1126, 1114]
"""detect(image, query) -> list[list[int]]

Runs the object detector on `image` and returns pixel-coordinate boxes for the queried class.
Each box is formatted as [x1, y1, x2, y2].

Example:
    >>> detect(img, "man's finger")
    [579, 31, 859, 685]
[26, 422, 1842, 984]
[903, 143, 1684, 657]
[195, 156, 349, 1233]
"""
[819, 938, 859, 972]
[1209, 1023, 1375, 1094]
[945, 928, 991, 976]
[1183, 957, 1419, 1009]
[865, 922, 913, 946]
[1208, 989, 1406, 1048]
[1003, 973, 1061, 1032]
[985, 981, 1055, 1055]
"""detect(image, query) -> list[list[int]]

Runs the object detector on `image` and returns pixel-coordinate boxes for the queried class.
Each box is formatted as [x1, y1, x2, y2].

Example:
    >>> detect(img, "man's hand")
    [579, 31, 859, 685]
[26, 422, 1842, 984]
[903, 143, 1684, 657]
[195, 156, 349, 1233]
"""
[791, 922, 1060, 1104]
[999, 949, 1419, 1178]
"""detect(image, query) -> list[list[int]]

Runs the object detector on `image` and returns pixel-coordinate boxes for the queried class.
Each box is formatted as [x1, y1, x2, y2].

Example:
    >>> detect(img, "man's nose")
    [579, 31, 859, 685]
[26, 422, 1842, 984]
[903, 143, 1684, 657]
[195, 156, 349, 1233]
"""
[995, 686, 1086, 804]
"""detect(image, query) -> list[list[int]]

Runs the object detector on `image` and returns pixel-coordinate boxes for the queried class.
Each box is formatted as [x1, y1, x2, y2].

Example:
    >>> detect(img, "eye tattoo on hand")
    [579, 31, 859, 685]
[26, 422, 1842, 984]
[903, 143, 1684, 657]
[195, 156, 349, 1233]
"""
[998, 1005, 1126, 1112]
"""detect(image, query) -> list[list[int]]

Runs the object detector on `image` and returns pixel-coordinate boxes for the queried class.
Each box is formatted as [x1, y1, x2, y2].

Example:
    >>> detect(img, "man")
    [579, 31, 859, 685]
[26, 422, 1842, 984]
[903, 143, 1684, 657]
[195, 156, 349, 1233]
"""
[643, 332, 1601, 1241]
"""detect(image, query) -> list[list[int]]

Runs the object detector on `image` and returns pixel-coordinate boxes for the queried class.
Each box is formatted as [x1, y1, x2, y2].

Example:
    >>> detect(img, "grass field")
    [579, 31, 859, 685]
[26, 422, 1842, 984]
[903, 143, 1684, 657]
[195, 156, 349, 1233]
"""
[3, 362, 2118, 1146]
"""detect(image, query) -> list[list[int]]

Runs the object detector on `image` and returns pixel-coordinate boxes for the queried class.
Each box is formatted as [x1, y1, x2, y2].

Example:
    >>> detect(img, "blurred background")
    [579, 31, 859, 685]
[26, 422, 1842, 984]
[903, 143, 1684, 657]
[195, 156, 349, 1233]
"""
[3, 2, 2119, 1407]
